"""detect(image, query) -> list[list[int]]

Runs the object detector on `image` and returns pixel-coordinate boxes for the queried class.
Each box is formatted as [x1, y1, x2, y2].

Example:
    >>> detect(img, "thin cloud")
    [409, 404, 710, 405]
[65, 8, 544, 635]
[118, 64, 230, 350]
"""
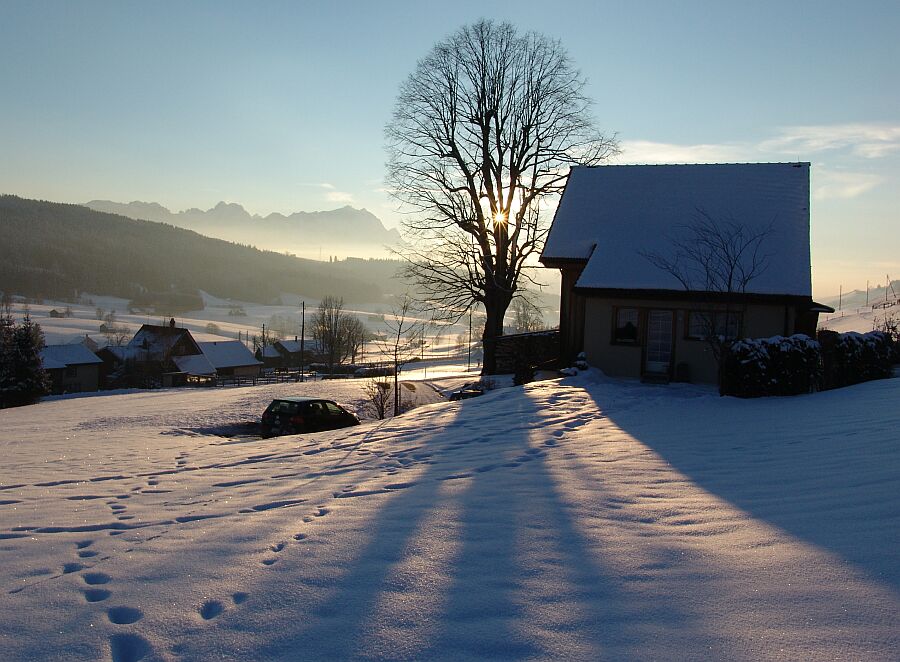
[297, 182, 337, 190]
[760, 123, 900, 159]
[616, 140, 750, 164]
[325, 190, 354, 204]
[812, 169, 882, 200]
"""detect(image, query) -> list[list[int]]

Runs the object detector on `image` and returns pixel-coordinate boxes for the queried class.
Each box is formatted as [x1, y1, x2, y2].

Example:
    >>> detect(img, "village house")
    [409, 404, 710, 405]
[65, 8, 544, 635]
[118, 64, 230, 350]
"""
[540, 162, 833, 383]
[197, 340, 262, 378]
[40, 344, 103, 393]
[97, 319, 204, 387]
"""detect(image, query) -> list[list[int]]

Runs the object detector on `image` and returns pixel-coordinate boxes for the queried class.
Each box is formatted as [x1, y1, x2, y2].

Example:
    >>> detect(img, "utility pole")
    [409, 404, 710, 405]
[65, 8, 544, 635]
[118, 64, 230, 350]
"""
[467, 308, 472, 372]
[300, 300, 305, 383]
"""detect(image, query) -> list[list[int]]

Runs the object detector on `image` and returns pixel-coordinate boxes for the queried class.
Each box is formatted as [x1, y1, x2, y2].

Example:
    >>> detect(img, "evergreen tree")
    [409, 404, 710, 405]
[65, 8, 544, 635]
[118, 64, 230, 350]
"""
[0, 314, 49, 408]
[0, 309, 14, 408]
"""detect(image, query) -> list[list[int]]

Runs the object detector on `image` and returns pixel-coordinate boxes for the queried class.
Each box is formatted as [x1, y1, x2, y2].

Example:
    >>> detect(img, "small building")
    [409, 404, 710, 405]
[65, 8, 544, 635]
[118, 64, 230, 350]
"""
[272, 337, 320, 368]
[255, 344, 283, 369]
[40, 344, 104, 394]
[197, 341, 262, 378]
[540, 162, 833, 383]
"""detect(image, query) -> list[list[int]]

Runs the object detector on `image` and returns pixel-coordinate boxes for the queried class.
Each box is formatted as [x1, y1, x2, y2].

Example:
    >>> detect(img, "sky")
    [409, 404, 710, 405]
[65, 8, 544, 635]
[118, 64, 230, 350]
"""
[1, 0, 898, 297]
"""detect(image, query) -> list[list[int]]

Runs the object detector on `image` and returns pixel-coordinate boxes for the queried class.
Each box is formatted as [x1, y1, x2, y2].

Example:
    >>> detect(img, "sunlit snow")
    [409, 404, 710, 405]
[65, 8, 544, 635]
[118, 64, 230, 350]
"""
[1, 371, 897, 660]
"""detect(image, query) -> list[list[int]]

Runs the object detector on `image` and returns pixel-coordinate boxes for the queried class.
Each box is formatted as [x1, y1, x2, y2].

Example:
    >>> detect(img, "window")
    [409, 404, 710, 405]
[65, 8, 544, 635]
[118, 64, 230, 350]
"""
[686, 311, 741, 340]
[613, 308, 640, 344]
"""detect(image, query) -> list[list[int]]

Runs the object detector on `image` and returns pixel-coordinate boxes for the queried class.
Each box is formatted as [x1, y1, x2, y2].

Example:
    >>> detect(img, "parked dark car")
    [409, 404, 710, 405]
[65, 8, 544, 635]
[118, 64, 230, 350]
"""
[448, 387, 484, 401]
[260, 397, 360, 437]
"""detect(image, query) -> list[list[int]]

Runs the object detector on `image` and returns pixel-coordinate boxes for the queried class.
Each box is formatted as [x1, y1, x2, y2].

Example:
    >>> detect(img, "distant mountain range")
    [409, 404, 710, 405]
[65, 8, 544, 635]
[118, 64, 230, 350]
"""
[1, 195, 404, 305]
[83, 200, 401, 259]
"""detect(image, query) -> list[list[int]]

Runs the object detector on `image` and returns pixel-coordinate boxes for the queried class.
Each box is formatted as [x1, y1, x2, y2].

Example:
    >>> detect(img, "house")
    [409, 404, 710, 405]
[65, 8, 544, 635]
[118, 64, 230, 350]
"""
[197, 341, 262, 378]
[98, 322, 203, 387]
[540, 162, 834, 383]
[40, 344, 103, 393]
[126, 322, 202, 362]
[255, 344, 283, 369]
[273, 337, 320, 368]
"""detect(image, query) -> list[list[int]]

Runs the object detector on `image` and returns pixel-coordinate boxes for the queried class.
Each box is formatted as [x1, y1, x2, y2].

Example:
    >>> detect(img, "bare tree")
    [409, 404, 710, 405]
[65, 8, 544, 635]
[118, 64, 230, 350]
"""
[362, 378, 393, 420]
[312, 296, 349, 374]
[103, 324, 132, 347]
[386, 19, 617, 374]
[375, 295, 425, 415]
[642, 208, 773, 367]
[312, 296, 370, 373]
[510, 296, 544, 334]
[342, 316, 369, 364]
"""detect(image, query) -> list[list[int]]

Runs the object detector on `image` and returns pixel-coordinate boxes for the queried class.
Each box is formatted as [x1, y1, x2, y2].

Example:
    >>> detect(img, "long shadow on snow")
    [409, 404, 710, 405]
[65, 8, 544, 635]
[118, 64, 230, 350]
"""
[594, 377, 900, 595]
[255, 384, 702, 660]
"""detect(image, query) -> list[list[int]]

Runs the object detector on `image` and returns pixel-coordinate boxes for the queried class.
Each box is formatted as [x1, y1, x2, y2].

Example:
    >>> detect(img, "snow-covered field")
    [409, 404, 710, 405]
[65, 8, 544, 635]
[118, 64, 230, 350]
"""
[1, 372, 898, 660]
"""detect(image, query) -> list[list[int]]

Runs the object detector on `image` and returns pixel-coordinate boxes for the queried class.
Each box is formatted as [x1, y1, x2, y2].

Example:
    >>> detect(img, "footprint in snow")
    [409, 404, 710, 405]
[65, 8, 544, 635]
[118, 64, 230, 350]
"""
[261, 558, 278, 566]
[232, 592, 249, 605]
[199, 600, 224, 620]
[109, 633, 154, 662]
[270, 542, 285, 553]
[83, 588, 111, 603]
[82, 572, 111, 585]
[107, 606, 143, 625]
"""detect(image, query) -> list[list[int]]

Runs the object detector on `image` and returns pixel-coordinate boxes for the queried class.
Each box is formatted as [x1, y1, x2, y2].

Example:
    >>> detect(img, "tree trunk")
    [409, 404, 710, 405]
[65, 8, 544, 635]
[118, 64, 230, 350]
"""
[481, 289, 512, 375]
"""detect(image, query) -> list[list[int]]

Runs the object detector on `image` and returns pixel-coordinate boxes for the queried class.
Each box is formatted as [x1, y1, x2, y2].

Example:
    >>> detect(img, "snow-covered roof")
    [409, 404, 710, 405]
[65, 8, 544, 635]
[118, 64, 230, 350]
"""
[541, 163, 812, 297]
[276, 339, 302, 353]
[259, 345, 281, 359]
[198, 341, 262, 369]
[40, 344, 103, 368]
[172, 353, 217, 376]
[126, 325, 198, 361]
[276, 339, 321, 354]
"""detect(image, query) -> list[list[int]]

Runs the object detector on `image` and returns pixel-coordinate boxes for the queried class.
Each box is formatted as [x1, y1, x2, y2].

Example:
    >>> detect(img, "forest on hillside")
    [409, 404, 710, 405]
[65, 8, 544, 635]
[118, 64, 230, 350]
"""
[0, 196, 397, 305]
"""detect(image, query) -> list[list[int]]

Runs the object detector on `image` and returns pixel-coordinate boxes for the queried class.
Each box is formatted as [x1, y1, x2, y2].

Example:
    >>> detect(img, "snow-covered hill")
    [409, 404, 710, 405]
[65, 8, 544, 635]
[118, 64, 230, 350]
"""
[1, 373, 897, 660]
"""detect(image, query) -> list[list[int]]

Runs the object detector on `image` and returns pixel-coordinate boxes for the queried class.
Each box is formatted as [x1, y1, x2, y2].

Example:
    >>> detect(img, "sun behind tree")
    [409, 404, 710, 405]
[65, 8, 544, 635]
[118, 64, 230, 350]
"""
[386, 19, 617, 374]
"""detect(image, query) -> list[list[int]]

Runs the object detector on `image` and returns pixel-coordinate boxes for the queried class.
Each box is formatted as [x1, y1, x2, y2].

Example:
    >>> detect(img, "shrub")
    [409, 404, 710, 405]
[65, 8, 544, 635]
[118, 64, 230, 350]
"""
[818, 330, 894, 389]
[720, 334, 822, 398]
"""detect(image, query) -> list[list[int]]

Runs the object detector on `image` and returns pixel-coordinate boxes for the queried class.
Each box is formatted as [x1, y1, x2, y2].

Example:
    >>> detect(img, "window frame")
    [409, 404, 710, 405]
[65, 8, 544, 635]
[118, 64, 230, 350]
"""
[611, 306, 641, 345]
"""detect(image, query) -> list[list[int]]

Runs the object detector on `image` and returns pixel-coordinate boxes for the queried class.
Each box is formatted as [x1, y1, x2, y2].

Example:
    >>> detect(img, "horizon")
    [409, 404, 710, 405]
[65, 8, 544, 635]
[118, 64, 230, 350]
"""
[1, 1, 898, 297]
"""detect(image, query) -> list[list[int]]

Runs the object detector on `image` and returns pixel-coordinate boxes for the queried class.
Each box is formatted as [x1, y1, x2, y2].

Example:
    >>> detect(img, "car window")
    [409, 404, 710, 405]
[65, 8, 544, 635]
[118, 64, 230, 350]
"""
[302, 402, 324, 416]
[270, 401, 299, 415]
[324, 402, 343, 416]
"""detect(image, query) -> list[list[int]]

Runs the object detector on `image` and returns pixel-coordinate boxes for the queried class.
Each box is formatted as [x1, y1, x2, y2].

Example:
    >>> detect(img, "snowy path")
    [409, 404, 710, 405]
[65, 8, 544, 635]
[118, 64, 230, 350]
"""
[0, 374, 898, 660]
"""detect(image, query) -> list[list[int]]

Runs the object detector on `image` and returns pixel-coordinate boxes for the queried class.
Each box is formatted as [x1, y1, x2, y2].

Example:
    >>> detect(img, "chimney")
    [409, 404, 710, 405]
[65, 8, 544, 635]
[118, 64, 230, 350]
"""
[169, 317, 176, 328]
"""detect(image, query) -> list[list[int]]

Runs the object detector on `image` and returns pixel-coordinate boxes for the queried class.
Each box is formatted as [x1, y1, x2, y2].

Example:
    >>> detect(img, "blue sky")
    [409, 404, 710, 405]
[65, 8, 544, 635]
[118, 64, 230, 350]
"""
[1, 0, 898, 296]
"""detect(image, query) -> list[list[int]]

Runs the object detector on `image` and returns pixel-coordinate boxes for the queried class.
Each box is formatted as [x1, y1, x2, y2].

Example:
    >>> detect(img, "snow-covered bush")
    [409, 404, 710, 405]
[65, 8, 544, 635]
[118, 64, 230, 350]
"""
[575, 351, 589, 371]
[818, 330, 894, 389]
[720, 334, 822, 398]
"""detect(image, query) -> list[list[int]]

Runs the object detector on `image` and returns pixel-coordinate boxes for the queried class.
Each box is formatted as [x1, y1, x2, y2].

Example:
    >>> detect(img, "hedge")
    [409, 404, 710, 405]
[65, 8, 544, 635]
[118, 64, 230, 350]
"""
[817, 330, 895, 389]
[721, 330, 895, 398]
[720, 334, 822, 397]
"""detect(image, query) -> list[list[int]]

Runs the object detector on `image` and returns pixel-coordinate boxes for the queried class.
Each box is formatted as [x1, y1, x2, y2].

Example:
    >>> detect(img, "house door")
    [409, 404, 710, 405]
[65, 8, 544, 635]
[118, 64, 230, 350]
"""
[644, 310, 674, 375]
